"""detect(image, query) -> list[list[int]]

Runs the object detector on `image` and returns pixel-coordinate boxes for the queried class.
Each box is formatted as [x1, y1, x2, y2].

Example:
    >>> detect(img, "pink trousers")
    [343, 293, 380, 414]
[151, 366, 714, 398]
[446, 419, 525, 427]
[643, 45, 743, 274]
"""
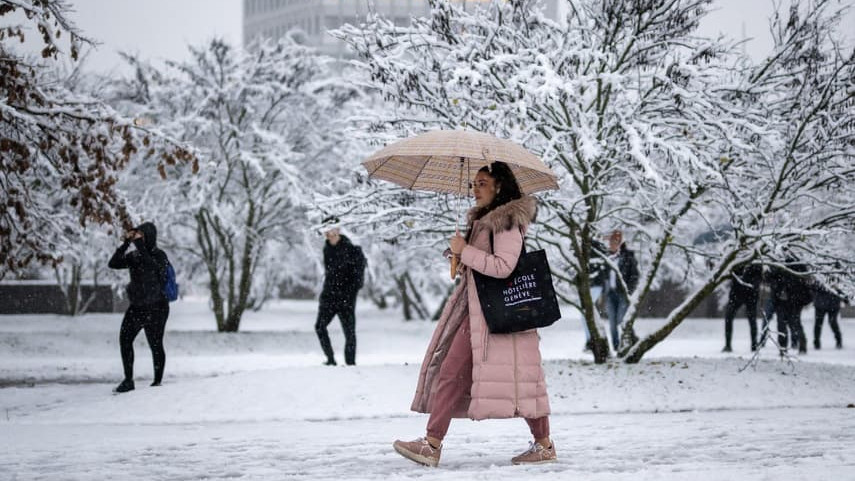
[426, 316, 550, 441]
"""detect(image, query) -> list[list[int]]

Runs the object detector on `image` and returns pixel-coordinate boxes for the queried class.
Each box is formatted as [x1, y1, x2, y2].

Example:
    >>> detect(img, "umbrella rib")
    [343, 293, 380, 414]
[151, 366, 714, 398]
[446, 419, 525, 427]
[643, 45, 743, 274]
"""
[368, 156, 390, 178]
[409, 155, 432, 191]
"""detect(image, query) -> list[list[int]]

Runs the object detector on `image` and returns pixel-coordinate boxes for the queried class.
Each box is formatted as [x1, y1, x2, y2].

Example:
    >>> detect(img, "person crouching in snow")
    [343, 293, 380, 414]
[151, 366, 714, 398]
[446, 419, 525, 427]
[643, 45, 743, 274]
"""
[393, 161, 555, 467]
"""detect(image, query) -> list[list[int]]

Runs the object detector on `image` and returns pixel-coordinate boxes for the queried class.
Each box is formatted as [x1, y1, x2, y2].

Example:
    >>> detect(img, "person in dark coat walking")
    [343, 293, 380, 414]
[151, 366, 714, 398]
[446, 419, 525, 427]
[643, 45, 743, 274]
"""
[108, 222, 170, 393]
[722, 264, 762, 352]
[315, 219, 366, 366]
[768, 260, 812, 355]
[600, 230, 640, 351]
[812, 283, 846, 349]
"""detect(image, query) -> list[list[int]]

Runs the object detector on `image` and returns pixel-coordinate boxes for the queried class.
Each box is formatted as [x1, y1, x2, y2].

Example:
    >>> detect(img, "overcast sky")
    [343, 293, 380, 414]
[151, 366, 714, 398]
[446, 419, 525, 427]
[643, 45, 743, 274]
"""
[7, 0, 854, 73]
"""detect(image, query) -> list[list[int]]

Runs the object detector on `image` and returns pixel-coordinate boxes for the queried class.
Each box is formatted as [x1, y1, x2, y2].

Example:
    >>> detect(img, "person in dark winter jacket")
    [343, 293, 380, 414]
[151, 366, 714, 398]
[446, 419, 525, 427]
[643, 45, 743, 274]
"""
[601, 230, 640, 351]
[722, 264, 762, 352]
[108, 222, 170, 393]
[315, 219, 366, 366]
[812, 283, 846, 349]
[768, 260, 812, 355]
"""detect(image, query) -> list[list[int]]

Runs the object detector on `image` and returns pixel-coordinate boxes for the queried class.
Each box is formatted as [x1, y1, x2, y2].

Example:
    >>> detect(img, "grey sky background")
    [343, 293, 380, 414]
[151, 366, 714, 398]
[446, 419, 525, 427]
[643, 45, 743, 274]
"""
[7, 1, 854, 72]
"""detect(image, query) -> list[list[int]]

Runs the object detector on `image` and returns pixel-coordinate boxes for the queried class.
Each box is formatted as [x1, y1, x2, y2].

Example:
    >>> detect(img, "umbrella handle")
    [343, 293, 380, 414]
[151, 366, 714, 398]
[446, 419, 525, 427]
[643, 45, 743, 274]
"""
[450, 256, 459, 280]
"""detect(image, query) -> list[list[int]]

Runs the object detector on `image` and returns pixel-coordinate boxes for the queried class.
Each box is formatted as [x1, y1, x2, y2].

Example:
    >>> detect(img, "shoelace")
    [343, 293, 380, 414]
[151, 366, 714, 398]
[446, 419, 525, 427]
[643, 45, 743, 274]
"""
[416, 438, 439, 452]
[523, 441, 540, 454]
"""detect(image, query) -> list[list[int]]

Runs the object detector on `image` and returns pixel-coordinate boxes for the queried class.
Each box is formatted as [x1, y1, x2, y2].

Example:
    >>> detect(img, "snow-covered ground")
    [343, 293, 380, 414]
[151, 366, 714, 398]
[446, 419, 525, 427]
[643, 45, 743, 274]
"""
[1, 298, 853, 480]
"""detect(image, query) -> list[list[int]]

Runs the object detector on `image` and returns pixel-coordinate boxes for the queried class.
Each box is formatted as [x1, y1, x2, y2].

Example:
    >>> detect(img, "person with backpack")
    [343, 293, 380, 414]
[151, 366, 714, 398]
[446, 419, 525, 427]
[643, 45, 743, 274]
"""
[108, 222, 172, 393]
[315, 217, 366, 366]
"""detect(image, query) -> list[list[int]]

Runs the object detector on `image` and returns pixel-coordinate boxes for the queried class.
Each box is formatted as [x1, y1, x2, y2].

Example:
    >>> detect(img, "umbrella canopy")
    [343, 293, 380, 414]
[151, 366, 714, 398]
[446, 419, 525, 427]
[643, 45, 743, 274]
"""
[362, 130, 559, 195]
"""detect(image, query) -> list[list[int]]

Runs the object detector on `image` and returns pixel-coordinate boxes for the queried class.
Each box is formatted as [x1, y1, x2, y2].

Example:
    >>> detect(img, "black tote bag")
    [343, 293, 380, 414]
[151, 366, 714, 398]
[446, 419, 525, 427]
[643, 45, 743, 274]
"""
[472, 231, 562, 334]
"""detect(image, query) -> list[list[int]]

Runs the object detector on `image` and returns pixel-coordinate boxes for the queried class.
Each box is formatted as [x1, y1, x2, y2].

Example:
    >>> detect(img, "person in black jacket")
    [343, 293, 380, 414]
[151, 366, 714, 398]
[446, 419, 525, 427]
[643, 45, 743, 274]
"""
[601, 230, 640, 351]
[812, 283, 846, 349]
[108, 222, 170, 393]
[722, 264, 762, 352]
[768, 260, 812, 355]
[315, 219, 366, 366]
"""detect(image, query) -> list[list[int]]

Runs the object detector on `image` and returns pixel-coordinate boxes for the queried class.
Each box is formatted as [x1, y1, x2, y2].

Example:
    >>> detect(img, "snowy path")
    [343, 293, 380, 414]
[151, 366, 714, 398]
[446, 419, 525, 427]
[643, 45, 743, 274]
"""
[3, 406, 853, 481]
[2, 299, 854, 480]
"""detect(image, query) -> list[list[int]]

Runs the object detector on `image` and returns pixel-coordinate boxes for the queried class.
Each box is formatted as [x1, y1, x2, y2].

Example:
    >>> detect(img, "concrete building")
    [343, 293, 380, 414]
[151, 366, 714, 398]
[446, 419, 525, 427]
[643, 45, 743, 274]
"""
[243, 0, 560, 57]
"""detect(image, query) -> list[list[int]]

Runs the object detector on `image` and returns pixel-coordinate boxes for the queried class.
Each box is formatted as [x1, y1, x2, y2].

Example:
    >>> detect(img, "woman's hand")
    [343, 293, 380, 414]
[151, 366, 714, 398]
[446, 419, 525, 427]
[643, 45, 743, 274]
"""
[450, 232, 466, 255]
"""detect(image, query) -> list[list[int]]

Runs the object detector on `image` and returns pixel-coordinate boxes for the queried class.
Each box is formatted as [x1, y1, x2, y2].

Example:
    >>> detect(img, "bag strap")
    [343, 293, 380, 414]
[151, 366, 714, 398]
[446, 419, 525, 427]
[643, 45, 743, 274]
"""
[487, 227, 526, 255]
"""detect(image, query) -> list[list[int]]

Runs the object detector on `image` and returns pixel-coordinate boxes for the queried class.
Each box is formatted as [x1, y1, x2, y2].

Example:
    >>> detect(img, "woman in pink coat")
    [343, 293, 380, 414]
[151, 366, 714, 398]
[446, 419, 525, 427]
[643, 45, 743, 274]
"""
[393, 161, 555, 467]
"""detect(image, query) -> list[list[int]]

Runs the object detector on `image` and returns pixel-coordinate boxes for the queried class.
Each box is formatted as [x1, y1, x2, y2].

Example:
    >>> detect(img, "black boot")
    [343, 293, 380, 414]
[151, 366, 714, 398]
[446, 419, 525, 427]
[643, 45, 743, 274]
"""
[836, 338, 843, 349]
[814, 339, 821, 350]
[722, 345, 732, 353]
[324, 358, 337, 366]
[113, 379, 135, 393]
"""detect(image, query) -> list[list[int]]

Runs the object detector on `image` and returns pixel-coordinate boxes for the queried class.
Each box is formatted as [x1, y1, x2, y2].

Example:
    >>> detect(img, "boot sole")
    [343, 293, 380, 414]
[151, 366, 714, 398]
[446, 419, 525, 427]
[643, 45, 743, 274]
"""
[512, 458, 558, 466]
[392, 443, 439, 467]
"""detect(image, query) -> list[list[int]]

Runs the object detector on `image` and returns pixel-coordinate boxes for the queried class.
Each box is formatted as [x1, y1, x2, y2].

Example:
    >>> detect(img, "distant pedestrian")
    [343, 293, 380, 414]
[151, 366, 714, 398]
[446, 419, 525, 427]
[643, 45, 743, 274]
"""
[108, 222, 171, 393]
[768, 260, 812, 355]
[761, 291, 798, 349]
[600, 230, 639, 351]
[812, 283, 846, 349]
[393, 162, 555, 468]
[722, 264, 762, 352]
[315, 218, 366, 366]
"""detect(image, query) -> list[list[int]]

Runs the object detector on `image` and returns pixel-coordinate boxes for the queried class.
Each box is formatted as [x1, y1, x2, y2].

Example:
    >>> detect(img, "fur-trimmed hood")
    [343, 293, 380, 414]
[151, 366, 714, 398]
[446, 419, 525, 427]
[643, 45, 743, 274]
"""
[468, 195, 537, 233]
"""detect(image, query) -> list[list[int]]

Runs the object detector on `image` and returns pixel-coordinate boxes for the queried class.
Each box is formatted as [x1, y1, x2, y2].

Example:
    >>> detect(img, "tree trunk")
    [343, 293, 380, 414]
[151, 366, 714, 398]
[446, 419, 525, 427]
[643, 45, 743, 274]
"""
[196, 201, 258, 333]
[403, 272, 429, 320]
[395, 274, 413, 320]
[67, 264, 81, 316]
[222, 311, 242, 332]
[621, 251, 739, 363]
[622, 278, 723, 363]
[432, 283, 456, 321]
[368, 287, 388, 309]
[56, 263, 98, 316]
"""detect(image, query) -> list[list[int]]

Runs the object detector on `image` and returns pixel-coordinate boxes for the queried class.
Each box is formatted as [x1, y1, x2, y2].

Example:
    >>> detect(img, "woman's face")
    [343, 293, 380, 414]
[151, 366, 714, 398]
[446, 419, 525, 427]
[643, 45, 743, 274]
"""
[472, 171, 498, 208]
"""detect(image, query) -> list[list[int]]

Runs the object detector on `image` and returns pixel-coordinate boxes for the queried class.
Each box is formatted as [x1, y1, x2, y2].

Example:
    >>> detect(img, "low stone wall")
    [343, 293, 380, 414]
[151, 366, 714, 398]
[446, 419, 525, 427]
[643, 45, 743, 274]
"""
[0, 283, 126, 315]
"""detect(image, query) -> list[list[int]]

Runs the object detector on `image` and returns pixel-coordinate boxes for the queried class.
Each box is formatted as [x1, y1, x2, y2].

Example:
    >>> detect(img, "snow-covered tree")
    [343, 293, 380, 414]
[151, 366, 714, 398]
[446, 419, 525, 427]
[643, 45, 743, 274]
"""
[114, 36, 361, 332]
[335, 0, 855, 362]
[0, 0, 192, 279]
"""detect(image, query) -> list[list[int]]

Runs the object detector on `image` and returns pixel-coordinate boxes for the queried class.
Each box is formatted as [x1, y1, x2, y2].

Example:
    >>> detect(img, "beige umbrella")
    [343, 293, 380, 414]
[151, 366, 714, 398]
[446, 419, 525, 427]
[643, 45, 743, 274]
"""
[362, 130, 560, 278]
[363, 130, 559, 195]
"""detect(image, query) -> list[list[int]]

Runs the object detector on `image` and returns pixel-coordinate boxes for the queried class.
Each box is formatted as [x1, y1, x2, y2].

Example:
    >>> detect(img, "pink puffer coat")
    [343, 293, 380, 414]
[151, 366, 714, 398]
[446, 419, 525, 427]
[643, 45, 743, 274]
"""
[410, 196, 551, 420]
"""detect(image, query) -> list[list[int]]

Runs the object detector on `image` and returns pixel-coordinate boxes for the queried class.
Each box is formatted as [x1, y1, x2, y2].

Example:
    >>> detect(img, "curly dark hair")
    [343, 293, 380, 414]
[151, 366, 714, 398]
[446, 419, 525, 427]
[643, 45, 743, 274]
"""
[465, 161, 522, 241]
